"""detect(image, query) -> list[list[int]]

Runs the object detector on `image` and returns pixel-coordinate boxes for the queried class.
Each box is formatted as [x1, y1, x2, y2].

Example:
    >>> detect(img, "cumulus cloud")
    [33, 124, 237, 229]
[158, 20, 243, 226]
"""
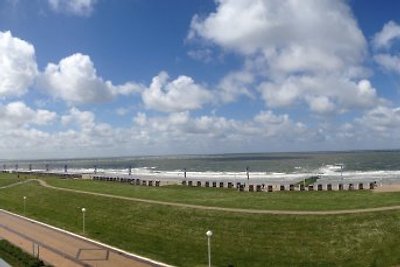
[218, 70, 254, 103]
[61, 107, 95, 130]
[142, 71, 213, 112]
[0, 101, 56, 128]
[189, 0, 378, 114]
[189, 0, 366, 73]
[373, 21, 400, 75]
[258, 76, 379, 114]
[133, 109, 307, 146]
[48, 0, 97, 16]
[357, 106, 400, 133]
[0, 31, 38, 97]
[372, 21, 400, 49]
[39, 53, 143, 104]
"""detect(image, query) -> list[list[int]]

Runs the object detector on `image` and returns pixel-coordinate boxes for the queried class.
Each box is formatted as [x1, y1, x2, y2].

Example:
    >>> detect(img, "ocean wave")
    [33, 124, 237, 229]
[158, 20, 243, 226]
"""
[17, 165, 400, 184]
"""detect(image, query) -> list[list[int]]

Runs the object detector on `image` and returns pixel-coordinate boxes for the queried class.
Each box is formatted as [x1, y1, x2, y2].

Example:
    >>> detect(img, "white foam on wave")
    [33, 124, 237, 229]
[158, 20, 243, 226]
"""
[17, 165, 400, 184]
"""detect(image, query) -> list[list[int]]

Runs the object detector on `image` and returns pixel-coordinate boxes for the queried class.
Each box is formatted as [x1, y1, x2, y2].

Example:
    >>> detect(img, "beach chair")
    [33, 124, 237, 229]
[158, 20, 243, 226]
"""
[348, 183, 354, 190]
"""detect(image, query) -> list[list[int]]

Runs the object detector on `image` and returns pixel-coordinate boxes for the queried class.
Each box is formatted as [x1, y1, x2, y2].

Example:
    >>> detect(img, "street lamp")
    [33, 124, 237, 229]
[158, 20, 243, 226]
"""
[23, 196, 27, 215]
[81, 208, 86, 234]
[206, 230, 213, 267]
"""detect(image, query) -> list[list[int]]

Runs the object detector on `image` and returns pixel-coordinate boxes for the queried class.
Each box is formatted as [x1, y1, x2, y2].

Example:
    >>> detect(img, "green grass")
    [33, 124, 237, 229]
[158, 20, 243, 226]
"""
[1, 180, 400, 266]
[21, 174, 400, 211]
[0, 173, 23, 187]
[295, 176, 320, 186]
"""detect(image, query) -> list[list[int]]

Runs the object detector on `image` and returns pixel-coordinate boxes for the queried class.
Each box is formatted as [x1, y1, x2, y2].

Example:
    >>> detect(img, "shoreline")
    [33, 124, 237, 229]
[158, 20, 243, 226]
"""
[6, 169, 400, 185]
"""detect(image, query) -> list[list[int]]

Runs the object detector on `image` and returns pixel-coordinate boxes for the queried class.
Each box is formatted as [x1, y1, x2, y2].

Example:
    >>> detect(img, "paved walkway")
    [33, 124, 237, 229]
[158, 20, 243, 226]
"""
[0, 210, 168, 267]
[32, 179, 400, 215]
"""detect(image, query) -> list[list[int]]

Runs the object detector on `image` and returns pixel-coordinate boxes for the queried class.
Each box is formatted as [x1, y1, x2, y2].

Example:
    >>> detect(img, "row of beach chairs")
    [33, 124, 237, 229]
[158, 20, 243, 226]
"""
[181, 180, 377, 192]
[92, 176, 160, 186]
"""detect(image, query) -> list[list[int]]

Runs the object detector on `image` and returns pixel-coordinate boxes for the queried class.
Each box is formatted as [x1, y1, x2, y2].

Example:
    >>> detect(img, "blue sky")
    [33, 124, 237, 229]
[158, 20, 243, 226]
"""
[1, 0, 400, 159]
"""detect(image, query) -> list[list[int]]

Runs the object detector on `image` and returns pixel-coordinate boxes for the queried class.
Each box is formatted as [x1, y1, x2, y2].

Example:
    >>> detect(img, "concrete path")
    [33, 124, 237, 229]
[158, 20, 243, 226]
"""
[0, 210, 169, 267]
[32, 179, 400, 215]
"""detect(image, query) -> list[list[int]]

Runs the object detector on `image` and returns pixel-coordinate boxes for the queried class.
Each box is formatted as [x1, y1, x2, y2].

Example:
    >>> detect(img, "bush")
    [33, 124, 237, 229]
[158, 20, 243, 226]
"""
[0, 239, 51, 267]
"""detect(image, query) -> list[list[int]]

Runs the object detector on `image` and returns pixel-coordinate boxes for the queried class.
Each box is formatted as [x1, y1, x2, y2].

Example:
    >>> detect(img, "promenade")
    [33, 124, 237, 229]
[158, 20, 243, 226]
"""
[0, 210, 168, 267]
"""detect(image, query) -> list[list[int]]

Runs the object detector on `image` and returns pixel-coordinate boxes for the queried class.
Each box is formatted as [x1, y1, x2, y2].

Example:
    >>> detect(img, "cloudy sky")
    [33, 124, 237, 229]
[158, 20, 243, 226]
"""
[1, 0, 400, 159]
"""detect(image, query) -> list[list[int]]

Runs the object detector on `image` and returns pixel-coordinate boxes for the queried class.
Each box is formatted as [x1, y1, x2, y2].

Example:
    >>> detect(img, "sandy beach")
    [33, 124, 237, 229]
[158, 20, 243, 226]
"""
[374, 184, 400, 193]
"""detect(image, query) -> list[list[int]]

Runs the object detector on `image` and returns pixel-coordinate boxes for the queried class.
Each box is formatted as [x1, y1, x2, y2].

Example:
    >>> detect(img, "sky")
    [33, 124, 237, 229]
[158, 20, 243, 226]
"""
[1, 0, 400, 159]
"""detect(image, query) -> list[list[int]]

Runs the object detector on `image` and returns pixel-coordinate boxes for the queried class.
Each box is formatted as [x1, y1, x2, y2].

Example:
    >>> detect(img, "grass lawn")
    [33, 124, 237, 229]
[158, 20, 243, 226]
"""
[12, 173, 400, 211]
[0, 174, 23, 187]
[0, 178, 400, 266]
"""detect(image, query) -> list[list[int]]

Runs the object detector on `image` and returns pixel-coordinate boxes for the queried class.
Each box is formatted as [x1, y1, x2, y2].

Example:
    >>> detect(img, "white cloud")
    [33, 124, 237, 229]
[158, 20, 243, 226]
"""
[0, 106, 311, 157]
[132, 110, 307, 146]
[187, 48, 213, 63]
[357, 106, 400, 133]
[39, 53, 143, 104]
[372, 21, 400, 49]
[218, 70, 254, 103]
[0, 101, 56, 128]
[142, 71, 214, 112]
[189, 0, 366, 74]
[258, 76, 380, 114]
[189, 0, 377, 115]
[116, 107, 130, 116]
[61, 107, 95, 130]
[34, 109, 58, 125]
[48, 0, 97, 16]
[372, 21, 400, 75]
[0, 31, 38, 97]
[306, 96, 336, 115]
[113, 82, 144, 96]
[374, 54, 400, 73]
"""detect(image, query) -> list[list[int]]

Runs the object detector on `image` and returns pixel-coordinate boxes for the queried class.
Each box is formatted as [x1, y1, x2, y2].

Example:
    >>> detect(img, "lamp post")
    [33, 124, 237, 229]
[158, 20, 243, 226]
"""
[206, 230, 213, 267]
[81, 208, 86, 234]
[23, 196, 27, 215]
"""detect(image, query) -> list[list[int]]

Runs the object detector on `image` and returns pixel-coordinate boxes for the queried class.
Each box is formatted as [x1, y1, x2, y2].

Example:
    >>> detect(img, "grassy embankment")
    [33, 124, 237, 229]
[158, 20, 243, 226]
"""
[0, 176, 23, 187]
[31, 174, 400, 211]
[1, 173, 400, 266]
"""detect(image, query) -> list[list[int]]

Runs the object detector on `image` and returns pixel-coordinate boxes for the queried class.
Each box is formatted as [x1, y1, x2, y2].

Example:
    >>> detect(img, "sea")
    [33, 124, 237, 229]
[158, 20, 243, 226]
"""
[2, 150, 400, 185]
